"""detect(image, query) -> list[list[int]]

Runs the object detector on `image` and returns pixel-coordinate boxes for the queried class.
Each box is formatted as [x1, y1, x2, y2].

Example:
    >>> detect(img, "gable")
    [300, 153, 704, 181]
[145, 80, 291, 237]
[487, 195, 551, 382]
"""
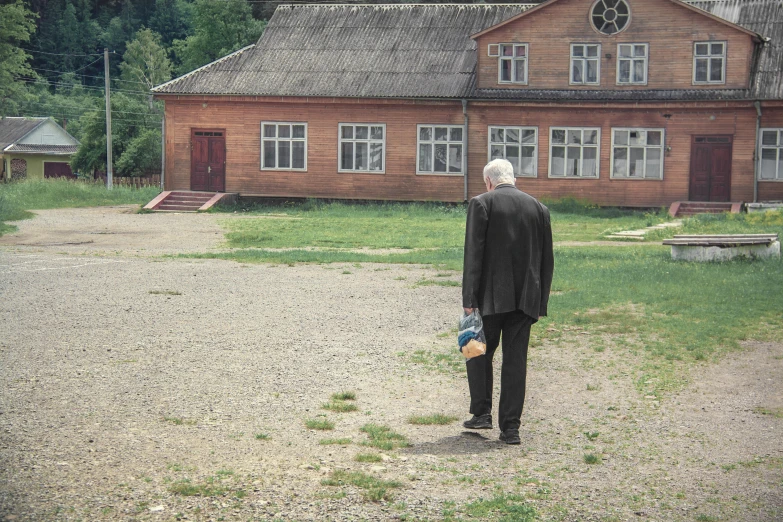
[18, 119, 79, 147]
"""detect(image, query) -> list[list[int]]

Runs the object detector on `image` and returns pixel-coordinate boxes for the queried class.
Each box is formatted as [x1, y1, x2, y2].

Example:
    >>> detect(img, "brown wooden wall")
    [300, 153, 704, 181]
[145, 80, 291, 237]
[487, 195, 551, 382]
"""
[475, 0, 755, 91]
[759, 107, 783, 201]
[162, 96, 767, 207]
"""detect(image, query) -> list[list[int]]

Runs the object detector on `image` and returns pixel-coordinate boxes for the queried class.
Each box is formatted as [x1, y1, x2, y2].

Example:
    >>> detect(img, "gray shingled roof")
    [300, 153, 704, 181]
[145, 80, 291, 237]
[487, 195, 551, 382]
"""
[152, 1, 782, 101]
[688, 0, 783, 99]
[152, 4, 532, 98]
[4, 144, 78, 154]
[0, 117, 45, 150]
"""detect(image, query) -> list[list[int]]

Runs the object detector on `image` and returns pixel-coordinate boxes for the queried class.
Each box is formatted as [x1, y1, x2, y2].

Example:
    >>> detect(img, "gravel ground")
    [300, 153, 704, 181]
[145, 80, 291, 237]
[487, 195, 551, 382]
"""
[0, 207, 781, 521]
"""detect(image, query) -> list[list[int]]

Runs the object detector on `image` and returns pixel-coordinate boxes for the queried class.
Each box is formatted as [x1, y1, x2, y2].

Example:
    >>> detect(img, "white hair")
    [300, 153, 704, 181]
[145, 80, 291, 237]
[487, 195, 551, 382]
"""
[483, 159, 516, 186]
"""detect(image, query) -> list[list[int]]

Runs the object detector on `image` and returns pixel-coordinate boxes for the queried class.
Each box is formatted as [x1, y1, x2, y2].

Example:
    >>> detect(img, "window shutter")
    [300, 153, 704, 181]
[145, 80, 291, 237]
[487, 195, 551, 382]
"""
[488, 44, 499, 57]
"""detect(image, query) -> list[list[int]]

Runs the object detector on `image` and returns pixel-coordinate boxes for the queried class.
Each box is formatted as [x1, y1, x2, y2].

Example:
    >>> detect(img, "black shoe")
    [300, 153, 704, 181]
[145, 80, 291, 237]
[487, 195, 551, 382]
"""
[462, 414, 492, 430]
[499, 429, 521, 445]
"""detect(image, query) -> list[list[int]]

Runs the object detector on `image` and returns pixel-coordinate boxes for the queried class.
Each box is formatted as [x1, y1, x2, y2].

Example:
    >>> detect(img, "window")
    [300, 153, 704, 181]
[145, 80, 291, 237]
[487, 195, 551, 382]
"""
[693, 42, 726, 84]
[611, 129, 664, 179]
[417, 125, 463, 175]
[339, 124, 385, 173]
[617, 44, 647, 85]
[498, 43, 528, 84]
[571, 44, 600, 85]
[261, 123, 306, 170]
[591, 0, 630, 35]
[549, 127, 600, 178]
[488, 126, 538, 177]
[760, 129, 783, 181]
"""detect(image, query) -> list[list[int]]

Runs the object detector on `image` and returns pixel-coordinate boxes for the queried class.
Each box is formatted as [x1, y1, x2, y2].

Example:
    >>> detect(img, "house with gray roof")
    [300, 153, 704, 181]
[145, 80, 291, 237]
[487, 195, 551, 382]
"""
[152, 0, 783, 209]
[1, 117, 80, 182]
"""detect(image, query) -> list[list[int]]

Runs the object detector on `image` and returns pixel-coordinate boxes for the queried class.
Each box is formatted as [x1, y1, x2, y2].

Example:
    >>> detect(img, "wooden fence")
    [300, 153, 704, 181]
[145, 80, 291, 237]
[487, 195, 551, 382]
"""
[93, 173, 161, 188]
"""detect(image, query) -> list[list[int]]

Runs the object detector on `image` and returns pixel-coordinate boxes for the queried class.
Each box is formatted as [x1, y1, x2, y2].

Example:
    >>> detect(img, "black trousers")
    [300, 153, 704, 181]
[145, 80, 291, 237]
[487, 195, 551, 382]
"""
[466, 310, 534, 432]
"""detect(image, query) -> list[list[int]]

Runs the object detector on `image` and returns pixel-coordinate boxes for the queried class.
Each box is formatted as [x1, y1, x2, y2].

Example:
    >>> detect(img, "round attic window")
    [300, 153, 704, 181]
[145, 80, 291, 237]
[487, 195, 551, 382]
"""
[591, 0, 630, 35]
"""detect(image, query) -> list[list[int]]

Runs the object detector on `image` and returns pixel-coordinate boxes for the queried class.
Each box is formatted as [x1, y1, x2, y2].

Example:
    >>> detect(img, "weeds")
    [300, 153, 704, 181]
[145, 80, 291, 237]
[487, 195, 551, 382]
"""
[305, 418, 335, 430]
[319, 438, 352, 445]
[360, 423, 409, 450]
[321, 470, 402, 502]
[463, 492, 537, 521]
[408, 414, 458, 425]
[354, 453, 383, 463]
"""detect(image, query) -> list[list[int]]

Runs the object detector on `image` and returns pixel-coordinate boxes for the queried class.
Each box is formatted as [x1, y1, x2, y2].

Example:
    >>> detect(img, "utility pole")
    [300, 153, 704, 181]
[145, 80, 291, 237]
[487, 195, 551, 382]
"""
[104, 48, 113, 189]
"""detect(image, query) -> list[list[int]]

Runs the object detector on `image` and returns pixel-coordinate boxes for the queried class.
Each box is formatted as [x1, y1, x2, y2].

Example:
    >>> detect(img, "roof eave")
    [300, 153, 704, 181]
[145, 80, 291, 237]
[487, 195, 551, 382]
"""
[151, 44, 256, 94]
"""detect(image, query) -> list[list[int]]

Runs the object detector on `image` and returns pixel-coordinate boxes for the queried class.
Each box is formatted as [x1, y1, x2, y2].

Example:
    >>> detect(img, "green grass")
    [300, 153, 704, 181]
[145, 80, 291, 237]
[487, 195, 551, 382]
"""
[254, 433, 270, 440]
[360, 423, 409, 450]
[463, 492, 537, 521]
[168, 477, 228, 497]
[0, 178, 160, 235]
[322, 401, 359, 413]
[407, 414, 458, 425]
[331, 391, 356, 401]
[305, 418, 335, 430]
[647, 209, 783, 241]
[584, 453, 600, 465]
[354, 453, 383, 463]
[321, 470, 402, 502]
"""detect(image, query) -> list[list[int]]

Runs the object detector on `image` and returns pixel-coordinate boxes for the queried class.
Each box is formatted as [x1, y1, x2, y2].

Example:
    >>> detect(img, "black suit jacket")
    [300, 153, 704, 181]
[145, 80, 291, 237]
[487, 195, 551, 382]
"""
[462, 184, 554, 318]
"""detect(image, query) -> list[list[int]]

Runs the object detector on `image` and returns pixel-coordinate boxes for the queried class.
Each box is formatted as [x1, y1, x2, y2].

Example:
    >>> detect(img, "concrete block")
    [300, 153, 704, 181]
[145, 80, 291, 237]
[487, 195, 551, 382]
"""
[671, 241, 780, 262]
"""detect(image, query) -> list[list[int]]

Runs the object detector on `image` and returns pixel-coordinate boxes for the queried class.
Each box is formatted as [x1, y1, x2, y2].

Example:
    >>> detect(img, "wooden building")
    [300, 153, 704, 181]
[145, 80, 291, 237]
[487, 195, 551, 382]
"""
[0, 117, 79, 182]
[152, 0, 783, 207]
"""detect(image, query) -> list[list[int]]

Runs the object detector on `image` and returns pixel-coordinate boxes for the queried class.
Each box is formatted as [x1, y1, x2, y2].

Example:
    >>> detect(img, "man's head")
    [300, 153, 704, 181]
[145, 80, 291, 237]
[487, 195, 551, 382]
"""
[483, 159, 516, 191]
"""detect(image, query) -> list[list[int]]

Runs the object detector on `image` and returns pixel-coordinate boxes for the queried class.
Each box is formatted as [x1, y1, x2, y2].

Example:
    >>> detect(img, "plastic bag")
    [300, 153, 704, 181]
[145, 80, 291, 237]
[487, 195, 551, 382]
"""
[458, 309, 487, 359]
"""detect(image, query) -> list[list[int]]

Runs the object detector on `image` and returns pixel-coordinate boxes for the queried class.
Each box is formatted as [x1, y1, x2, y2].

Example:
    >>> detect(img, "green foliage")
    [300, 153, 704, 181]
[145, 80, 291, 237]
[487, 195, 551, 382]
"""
[321, 470, 402, 502]
[647, 209, 783, 241]
[305, 418, 335, 431]
[0, 0, 37, 114]
[584, 453, 600, 464]
[322, 401, 359, 413]
[354, 453, 383, 463]
[148, 0, 194, 47]
[319, 438, 351, 445]
[463, 493, 537, 521]
[172, 0, 265, 74]
[360, 424, 408, 450]
[331, 391, 356, 401]
[70, 92, 162, 176]
[120, 29, 172, 90]
[407, 414, 458, 425]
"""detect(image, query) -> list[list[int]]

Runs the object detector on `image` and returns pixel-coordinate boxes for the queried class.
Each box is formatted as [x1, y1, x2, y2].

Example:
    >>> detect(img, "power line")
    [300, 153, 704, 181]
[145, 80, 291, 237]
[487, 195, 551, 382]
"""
[27, 67, 151, 86]
[20, 48, 108, 57]
[15, 77, 155, 96]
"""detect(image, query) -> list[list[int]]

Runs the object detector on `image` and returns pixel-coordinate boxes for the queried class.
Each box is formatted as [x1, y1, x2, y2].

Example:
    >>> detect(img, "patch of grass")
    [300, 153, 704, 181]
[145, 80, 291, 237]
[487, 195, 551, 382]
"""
[414, 279, 460, 287]
[586, 384, 600, 391]
[148, 289, 182, 296]
[322, 401, 359, 413]
[753, 406, 783, 418]
[647, 209, 783, 242]
[0, 178, 160, 236]
[584, 431, 600, 441]
[162, 416, 196, 426]
[168, 478, 228, 497]
[463, 492, 537, 521]
[305, 418, 335, 431]
[584, 453, 601, 465]
[331, 391, 356, 401]
[319, 438, 352, 445]
[321, 470, 402, 502]
[360, 423, 409, 450]
[695, 515, 718, 522]
[254, 433, 270, 440]
[354, 453, 383, 463]
[407, 346, 464, 374]
[407, 414, 458, 425]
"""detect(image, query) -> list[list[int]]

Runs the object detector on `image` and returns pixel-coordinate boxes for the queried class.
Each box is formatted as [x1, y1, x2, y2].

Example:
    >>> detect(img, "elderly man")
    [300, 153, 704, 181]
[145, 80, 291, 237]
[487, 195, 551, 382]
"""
[461, 158, 554, 445]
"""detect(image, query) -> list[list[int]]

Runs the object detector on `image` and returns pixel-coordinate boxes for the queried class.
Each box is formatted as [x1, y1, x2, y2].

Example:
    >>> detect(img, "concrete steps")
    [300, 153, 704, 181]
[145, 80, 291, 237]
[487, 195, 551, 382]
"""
[668, 201, 743, 218]
[143, 191, 237, 212]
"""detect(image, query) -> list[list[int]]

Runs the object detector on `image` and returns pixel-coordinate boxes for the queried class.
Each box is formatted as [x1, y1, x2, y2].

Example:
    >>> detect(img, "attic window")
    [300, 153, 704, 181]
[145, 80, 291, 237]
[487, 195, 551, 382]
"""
[591, 0, 630, 35]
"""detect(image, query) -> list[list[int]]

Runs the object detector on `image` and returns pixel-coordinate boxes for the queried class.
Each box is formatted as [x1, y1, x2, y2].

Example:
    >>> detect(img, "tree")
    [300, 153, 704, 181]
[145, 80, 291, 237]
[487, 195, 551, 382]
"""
[70, 92, 162, 177]
[0, 1, 37, 115]
[120, 29, 171, 91]
[148, 0, 193, 47]
[172, 0, 265, 75]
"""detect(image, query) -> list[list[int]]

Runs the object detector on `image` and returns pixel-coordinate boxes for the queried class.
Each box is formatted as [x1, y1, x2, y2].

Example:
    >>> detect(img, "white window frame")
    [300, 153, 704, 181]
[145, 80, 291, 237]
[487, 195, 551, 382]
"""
[487, 126, 538, 178]
[610, 128, 665, 180]
[260, 122, 307, 171]
[548, 127, 601, 178]
[416, 124, 464, 176]
[759, 128, 783, 181]
[693, 41, 726, 85]
[616, 43, 648, 85]
[498, 43, 529, 85]
[570, 43, 601, 86]
[338, 123, 386, 174]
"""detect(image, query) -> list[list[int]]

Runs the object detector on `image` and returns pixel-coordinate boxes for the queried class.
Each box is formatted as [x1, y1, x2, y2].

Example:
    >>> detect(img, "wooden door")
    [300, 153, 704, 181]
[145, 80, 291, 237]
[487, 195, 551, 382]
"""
[689, 136, 732, 202]
[190, 129, 225, 192]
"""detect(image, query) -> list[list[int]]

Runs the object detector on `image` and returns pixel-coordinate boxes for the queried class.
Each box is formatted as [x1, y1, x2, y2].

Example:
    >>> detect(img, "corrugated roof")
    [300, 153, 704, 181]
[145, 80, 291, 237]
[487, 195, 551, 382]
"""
[152, 4, 532, 98]
[152, 1, 782, 101]
[0, 117, 45, 150]
[687, 0, 783, 99]
[4, 144, 78, 154]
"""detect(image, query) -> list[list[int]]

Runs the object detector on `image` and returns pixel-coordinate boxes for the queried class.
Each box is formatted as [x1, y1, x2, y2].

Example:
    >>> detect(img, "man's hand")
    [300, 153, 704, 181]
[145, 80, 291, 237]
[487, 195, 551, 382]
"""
[464, 308, 473, 314]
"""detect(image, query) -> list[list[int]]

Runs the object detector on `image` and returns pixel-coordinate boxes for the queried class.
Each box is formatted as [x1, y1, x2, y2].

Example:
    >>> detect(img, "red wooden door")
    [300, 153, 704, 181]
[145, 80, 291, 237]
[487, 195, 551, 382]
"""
[44, 162, 75, 179]
[689, 136, 732, 202]
[190, 130, 225, 192]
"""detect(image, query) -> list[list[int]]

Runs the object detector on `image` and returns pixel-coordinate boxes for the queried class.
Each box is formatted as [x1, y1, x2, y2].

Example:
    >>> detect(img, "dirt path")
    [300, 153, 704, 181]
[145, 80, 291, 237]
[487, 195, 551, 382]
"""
[0, 208, 780, 521]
